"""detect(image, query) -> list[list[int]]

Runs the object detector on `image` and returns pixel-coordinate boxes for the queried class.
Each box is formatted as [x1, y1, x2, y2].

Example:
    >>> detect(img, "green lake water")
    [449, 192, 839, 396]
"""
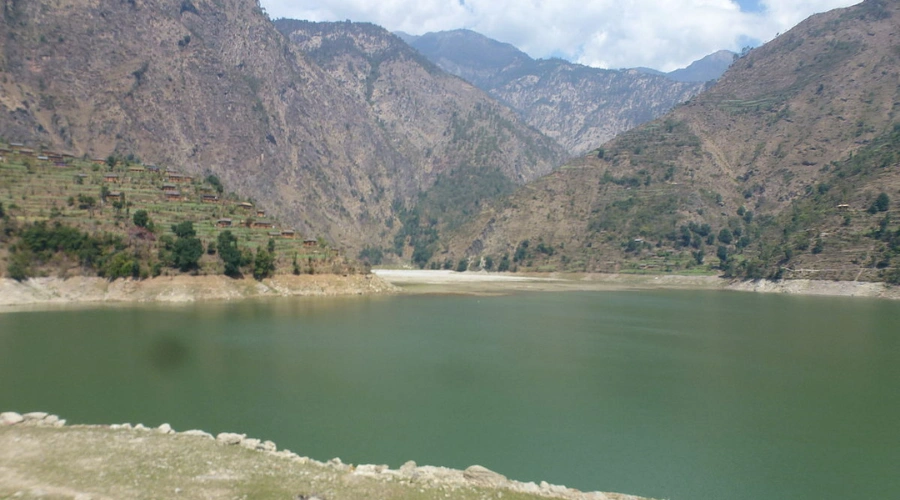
[1, 290, 898, 500]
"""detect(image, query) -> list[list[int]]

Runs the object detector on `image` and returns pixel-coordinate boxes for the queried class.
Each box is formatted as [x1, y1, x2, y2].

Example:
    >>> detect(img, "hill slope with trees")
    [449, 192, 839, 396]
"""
[441, 0, 900, 283]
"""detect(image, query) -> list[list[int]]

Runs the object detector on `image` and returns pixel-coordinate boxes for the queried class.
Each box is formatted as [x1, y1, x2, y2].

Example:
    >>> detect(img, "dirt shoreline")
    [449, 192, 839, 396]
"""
[0, 273, 398, 311]
[1, 271, 897, 312]
[0, 412, 648, 500]
[374, 269, 900, 300]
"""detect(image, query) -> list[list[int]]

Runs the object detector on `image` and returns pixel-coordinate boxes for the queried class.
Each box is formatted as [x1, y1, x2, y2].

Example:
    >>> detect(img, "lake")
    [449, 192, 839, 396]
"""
[1, 290, 898, 500]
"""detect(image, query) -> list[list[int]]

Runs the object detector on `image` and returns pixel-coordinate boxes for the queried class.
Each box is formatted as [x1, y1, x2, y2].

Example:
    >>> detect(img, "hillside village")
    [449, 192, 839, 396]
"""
[0, 142, 357, 281]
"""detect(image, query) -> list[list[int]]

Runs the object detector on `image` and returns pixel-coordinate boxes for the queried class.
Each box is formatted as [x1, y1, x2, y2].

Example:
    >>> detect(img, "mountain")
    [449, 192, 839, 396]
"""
[442, 0, 900, 283]
[402, 29, 711, 154]
[0, 0, 563, 254]
[273, 20, 564, 187]
[273, 20, 566, 265]
[666, 50, 736, 82]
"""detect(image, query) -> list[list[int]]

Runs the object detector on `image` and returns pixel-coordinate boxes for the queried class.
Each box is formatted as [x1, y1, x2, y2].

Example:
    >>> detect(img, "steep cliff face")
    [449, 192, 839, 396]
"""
[444, 0, 900, 282]
[403, 29, 709, 154]
[274, 20, 565, 188]
[0, 1, 564, 254]
[0, 0, 410, 249]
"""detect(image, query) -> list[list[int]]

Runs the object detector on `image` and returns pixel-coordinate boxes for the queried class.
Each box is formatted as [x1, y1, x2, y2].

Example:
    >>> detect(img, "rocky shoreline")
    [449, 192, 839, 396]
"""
[0, 411, 647, 500]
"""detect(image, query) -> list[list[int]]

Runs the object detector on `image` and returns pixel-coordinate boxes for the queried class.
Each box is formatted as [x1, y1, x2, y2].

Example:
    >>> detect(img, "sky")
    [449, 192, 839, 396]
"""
[258, 0, 861, 72]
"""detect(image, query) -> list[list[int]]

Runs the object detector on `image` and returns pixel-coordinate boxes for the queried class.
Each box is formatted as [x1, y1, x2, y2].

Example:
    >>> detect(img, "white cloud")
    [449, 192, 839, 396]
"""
[260, 0, 861, 71]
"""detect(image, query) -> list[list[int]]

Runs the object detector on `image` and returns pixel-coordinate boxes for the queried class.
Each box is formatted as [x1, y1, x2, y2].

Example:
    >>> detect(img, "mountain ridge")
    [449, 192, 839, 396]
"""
[401, 29, 719, 154]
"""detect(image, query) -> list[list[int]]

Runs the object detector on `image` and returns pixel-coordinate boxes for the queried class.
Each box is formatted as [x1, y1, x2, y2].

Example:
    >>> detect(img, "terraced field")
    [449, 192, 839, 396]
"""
[0, 147, 345, 276]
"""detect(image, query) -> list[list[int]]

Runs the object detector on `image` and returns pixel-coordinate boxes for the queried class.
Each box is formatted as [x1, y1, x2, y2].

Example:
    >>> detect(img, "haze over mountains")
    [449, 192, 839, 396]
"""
[400, 29, 728, 154]
[445, 0, 900, 282]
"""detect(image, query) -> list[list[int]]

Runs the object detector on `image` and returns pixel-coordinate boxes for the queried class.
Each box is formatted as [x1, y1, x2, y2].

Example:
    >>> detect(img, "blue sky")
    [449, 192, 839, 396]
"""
[736, 0, 766, 13]
[260, 0, 861, 71]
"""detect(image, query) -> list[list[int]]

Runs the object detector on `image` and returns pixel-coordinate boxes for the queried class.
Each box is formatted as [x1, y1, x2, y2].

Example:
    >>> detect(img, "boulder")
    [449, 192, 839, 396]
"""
[239, 438, 261, 450]
[23, 412, 48, 421]
[157, 423, 174, 434]
[216, 432, 244, 445]
[0, 412, 24, 425]
[463, 465, 507, 486]
[182, 430, 213, 439]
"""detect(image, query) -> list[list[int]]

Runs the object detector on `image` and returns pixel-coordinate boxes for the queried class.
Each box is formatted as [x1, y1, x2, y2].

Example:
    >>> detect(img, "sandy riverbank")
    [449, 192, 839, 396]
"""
[374, 269, 900, 300]
[0, 273, 398, 311]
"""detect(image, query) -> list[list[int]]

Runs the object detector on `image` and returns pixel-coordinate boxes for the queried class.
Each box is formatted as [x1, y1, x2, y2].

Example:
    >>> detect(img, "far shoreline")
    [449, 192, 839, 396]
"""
[2, 270, 898, 313]
[373, 269, 900, 301]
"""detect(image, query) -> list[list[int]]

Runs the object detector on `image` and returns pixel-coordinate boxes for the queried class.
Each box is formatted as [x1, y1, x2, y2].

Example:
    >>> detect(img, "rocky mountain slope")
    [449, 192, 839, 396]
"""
[443, 0, 900, 283]
[401, 29, 713, 154]
[639, 50, 737, 83]
[273, 20, 565, 264]
[0, 0, 562, 253]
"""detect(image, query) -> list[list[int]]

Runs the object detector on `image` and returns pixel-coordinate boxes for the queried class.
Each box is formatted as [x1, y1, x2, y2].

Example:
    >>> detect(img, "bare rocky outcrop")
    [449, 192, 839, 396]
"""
[403, 29, 709, 155]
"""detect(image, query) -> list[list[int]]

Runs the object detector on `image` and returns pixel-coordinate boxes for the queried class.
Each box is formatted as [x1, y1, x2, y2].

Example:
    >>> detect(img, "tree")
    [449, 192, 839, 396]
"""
[693, 249, 705, 265]
[77, 194, 97, 217]
[718, 228, 733, 245]
[716, 245, 728, 264]
[0, 201, 4, 218]
[456, 258, 468, 272]
[498, 253, 510, 272]
[358, 246, 384, 265]
[869, 192, 890, 214]
[514, 240, 530, 262]
[206, 174, 224, 194]
[100, 185, 110, 203]
[172, 237, 203, 272]
[267, 238, 275, 254]
[253, 249, 275, 280]
[217, 230, 243, 277]
[172, 221, 196, 238]
[133, 209, 150, 228]
[6, 250, 31, 281]
[484, 255, 494, 271]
